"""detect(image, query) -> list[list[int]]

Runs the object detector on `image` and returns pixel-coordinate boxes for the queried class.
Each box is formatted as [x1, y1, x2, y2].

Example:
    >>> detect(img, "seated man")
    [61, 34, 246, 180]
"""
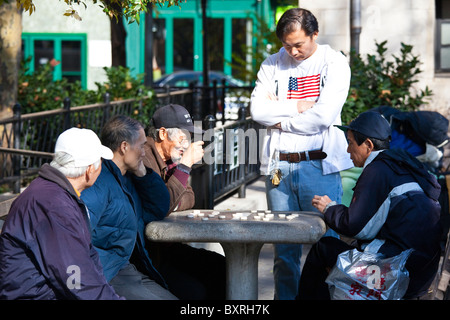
[81, 115, 177, 300]
[297, 111, 442, 300]
[142, 104, 226, 300]
[0, 128, 122, 300]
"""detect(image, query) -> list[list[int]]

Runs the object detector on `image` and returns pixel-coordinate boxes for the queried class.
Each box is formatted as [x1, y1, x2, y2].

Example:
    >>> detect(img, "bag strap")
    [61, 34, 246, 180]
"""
[363, 239, 385, 254]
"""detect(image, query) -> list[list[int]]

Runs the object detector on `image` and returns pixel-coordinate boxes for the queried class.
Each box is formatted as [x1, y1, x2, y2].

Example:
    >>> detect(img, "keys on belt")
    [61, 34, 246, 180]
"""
[279, 150, 327, 163]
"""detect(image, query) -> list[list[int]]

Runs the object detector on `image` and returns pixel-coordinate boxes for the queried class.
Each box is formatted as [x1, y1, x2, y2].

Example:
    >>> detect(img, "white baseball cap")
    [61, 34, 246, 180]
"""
[55, 127, 114, 167]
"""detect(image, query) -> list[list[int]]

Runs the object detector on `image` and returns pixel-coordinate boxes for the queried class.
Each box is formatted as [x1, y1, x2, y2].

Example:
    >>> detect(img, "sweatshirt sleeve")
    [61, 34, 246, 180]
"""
[250, 54, 298, 126]
[280, 52, 351, 134]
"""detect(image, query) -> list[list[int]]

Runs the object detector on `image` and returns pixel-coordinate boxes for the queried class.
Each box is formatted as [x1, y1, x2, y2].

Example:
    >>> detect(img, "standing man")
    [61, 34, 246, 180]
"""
[250, 8, 353, 299]
[0, 128, 122, 300]
[142, 104, 226, 300]
[81, 115, 177, 300]
[298, 111, 442, 300]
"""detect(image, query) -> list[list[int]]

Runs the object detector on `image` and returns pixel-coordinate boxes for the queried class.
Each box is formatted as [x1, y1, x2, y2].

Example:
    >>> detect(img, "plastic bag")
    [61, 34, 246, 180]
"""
[325, 239, 413, 300]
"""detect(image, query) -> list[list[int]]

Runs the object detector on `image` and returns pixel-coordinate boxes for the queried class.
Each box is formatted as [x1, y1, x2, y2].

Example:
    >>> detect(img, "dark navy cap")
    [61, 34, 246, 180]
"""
[335, 111, 391, 140]
[152, 104, 203, 134]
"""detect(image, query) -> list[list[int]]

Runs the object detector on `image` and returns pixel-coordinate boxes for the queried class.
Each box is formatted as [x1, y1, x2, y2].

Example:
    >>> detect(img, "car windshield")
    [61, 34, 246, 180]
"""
[155, 71, 244, 87]
[167, 73, 199, 86]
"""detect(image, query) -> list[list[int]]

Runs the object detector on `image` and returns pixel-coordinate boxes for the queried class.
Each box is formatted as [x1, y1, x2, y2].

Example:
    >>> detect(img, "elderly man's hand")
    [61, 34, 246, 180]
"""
[311, 195, 332, 214]
[180, 141, 205, 168]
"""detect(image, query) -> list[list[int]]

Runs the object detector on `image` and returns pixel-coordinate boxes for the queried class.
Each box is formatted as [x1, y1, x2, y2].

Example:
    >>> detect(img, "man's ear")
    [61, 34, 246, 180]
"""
[119, 140, 128, 155]
[158, 127, 167, 141]
[85, 164, 95, 182]
[364, 138, 375, 153]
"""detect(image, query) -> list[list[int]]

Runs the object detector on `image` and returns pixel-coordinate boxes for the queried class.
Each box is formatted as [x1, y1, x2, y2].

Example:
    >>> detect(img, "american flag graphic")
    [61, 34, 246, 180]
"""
[287, 74, 321, 100]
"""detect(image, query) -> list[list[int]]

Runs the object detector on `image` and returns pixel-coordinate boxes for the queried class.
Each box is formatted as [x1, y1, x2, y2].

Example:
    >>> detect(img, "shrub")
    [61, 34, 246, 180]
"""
[93, 66, 157, 124]
[17, 61, 157, 124]
[342, 40, 433, 124]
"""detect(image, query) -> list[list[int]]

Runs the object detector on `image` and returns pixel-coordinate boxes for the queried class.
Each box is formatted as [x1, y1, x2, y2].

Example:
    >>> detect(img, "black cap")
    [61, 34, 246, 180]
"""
[335, 111, 391, 140]
[152, 104, 203, 134]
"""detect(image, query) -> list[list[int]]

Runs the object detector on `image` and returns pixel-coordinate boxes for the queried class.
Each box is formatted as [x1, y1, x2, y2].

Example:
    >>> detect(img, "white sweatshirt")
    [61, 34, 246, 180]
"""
[250, 44, 353, 175]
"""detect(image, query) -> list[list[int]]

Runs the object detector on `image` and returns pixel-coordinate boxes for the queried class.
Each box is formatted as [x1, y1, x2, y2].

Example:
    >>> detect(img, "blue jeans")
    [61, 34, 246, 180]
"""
[265, 159, 342, 300]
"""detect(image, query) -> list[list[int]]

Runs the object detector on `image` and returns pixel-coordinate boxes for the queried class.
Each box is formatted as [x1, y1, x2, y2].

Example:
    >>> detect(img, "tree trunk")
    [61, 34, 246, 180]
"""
[0, 3, 22, 120]
[0, 4, 22, 186]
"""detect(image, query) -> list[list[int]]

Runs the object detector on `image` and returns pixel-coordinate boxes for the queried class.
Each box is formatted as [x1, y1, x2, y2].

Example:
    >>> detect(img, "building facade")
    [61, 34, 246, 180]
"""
[21, 0, 111, 90]
[21, 0, 275, 89]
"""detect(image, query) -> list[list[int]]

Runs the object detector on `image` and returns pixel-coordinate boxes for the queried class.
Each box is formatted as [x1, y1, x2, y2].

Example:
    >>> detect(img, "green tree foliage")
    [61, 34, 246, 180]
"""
[0, 0, 185, 22]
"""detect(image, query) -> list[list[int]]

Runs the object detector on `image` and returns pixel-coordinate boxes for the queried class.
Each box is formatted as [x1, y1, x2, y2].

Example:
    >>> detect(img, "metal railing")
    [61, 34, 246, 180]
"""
[153, 80, 253, 122]
[0, 85, 260, 208]
[191, 109, 263, 208]
[0, 93, 140, 190]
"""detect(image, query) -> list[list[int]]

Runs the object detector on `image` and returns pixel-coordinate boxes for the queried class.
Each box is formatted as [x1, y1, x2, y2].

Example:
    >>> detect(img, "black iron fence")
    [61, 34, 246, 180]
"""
[0, 85, 260, 208]
[0, 93, 140, 191]
[191, 110, 263, 208]
[154, 80, 253, 122]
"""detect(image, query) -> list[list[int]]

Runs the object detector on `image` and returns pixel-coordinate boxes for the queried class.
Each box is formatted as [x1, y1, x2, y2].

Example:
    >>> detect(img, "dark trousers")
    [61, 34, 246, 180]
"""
[147, 241, 226, 300]
[297, 236, 354, 300]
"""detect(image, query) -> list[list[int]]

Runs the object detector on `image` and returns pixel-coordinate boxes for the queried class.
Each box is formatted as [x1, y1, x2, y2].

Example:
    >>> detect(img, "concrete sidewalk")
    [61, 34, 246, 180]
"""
[212, 176, 311, 300]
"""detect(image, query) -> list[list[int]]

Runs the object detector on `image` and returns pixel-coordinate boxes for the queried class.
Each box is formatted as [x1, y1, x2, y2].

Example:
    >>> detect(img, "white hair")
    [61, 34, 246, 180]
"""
[50, 151, 101, 178]
[149, 127, 187, 142]
[166, 128, 183, 141]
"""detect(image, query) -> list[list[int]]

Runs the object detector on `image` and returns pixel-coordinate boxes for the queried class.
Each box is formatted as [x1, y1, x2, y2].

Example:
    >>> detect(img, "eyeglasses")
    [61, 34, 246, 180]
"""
[177, 136, 192, 148]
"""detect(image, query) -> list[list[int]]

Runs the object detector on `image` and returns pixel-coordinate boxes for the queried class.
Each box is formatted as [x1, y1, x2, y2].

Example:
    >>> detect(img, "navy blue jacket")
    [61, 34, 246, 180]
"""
[325, 148, 442, 299]
[0, 164, 121, 300]
[80, 160, 169, 285]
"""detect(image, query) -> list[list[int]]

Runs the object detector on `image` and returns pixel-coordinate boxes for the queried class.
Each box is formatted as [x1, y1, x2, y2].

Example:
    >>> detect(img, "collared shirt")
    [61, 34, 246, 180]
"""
[363, 150, 384, 169]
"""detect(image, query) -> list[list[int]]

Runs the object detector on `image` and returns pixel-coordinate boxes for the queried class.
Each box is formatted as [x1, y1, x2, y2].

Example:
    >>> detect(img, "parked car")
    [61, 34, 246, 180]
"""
[153, 70, 245, 88]
[153, 71, 250, 121]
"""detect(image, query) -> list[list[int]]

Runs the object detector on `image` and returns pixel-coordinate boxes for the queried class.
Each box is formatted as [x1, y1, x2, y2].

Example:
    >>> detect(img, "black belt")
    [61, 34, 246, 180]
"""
[279, 150, 327, 163]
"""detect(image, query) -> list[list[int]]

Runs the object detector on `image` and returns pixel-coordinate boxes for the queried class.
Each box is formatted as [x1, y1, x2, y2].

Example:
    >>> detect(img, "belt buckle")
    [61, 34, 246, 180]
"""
[286, 153, 292, 162]
[287, 152, 300, 163]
